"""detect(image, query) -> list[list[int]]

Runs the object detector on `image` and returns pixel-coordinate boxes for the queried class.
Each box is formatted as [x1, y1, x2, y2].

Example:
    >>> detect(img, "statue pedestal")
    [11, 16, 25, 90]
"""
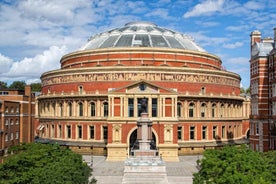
[123, 112, 168, 183]
[123, 156, 168, 184]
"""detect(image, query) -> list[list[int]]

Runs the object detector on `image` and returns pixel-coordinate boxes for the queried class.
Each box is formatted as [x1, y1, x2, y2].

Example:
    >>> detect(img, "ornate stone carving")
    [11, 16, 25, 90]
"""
[42, 72, 239, 87]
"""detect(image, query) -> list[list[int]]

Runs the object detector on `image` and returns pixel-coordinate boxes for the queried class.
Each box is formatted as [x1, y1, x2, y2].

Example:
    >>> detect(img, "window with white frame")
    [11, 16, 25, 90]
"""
[77, 125, 82, 139]
[51, 124, 55, 137]
[202, 126, 207, 140]
[189, 103, 195, 118]
[5, 133, 8, 141]
[212, 126, 217, 139]
[251, 98, 258, 115]
[201, 103, 207, 118]
[177, 102, 182, 117]
[177, 126, 182, 140]
[251, 81, 258, 95]
[58, 125, 62, 138]
[103, 102, 108, 117]
[66, 125, 71, 138]
[190, 126, 195, 140]
[89, 126, 95, 139]
[5, 119, 9, 125]
[16, 132, 19, 139]
[273, 101, 276, 116]
[79, 102, 83, 117]
[90, 102, 96, 117]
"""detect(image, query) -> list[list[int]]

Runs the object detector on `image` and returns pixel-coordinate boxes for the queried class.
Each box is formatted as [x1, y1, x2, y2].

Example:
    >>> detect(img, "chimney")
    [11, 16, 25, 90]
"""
[250, 30, 261, 47]
[24, 85, 31, 96]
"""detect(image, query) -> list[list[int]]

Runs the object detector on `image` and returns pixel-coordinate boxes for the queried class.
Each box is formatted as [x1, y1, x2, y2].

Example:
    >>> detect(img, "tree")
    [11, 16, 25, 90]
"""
[0, 143, 94, 184]
[0, 81, 8, 89]
[9, 81, 26, 90]
[193, 145, 272, 184]
[263, 151, 276, 183]
[240, 87, 250, 95]
[30, 82, 42, 92]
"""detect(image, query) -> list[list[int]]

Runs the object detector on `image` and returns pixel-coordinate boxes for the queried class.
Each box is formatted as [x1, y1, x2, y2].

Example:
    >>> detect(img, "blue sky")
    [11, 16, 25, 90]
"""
[0, 0, 275, 88]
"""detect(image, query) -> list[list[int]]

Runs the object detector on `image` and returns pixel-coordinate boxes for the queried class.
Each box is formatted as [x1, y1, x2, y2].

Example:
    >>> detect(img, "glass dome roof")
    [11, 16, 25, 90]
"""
[80, 22, 205, 52]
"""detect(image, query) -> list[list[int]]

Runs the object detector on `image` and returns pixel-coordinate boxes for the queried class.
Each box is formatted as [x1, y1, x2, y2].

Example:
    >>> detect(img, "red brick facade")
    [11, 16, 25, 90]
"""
[250, 28, 276, 151]
[0, 86, 35, 155]
[36, 22, 250, 160]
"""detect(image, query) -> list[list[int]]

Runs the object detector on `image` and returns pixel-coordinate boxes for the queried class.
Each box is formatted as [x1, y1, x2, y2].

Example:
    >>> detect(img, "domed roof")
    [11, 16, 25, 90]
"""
[80, 22, 205, 52]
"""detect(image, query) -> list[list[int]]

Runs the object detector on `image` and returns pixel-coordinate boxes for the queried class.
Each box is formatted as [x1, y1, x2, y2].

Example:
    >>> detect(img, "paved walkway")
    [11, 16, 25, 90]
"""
[83, 155, 202, 184]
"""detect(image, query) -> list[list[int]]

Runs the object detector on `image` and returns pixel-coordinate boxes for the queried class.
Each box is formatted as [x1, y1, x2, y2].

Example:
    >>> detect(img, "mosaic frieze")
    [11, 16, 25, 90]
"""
[42, 72, 239, 87]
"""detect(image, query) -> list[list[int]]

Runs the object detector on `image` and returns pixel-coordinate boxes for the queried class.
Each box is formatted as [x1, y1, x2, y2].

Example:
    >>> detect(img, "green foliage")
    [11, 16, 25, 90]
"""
[8, 81, 26, 90]
[240, 87, 250, 94]
[263, 151, 276, 183]
[0, 81, 8, 89]
[193, 145, 273, 184]
[0, 143, 92, 184]
[30, 83, 42, 92]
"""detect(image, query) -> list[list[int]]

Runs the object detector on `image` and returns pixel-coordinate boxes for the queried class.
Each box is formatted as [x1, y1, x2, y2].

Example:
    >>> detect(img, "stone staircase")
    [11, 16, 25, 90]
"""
[122, 156, 169, 184]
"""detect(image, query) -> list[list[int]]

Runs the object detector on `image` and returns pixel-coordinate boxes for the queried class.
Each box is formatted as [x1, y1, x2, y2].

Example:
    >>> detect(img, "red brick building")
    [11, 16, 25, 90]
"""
[0, 86, 35, 155]
[36, 22, 250, 161]
[250, 28, 276, 151]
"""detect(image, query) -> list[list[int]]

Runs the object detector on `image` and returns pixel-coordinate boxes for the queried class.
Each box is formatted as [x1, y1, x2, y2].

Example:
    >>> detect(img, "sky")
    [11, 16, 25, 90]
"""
[0, 0, 275, 88]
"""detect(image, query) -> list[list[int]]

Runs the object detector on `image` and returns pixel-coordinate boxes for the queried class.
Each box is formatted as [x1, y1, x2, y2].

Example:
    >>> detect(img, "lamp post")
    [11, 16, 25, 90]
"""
[90, 148, 93, 168]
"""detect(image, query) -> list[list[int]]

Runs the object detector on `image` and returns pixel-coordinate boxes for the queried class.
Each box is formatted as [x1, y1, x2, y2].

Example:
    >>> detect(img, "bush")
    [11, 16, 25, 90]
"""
[0, 143, 92, 184]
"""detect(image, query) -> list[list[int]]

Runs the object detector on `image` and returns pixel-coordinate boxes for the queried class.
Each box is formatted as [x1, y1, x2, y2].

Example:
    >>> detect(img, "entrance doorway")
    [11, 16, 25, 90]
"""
[129, 129, 157, 155]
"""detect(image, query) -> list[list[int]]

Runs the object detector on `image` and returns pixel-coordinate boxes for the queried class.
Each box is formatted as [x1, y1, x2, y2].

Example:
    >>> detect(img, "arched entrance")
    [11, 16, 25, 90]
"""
[129, 129, 157, 155]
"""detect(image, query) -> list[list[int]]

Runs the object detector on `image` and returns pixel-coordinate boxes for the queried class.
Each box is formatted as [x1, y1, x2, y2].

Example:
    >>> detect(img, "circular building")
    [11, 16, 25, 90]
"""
[36, 22, 250, 161]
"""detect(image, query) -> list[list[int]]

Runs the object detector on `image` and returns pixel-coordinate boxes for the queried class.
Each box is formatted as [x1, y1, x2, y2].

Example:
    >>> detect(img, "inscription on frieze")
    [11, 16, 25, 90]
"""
[42, 72, 238, 87]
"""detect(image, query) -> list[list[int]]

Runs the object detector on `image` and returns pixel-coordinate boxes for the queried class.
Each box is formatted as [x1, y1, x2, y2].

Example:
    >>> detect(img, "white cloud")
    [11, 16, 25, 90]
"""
[224, 57, 249, 65]
[183, 0, 225, 18]
[223, 41, 243, 49]
[188, 31, 228, 48]
[2, 46, 67, 82]
[226, 25, 250, 32]
[0, 54, 13, 74]
[145, 8, 175, 20]
[244, 1, 264, 10]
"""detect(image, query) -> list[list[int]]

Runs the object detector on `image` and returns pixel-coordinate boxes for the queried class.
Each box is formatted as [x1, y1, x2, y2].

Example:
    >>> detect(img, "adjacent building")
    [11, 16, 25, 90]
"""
[36, 22, 250, 161]
[250, 28, 276, 151]
[0, 86, 36, 155]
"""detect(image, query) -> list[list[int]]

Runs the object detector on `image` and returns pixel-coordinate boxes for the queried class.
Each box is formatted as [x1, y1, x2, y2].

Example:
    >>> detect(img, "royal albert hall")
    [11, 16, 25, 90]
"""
[36, 22, 250, 161]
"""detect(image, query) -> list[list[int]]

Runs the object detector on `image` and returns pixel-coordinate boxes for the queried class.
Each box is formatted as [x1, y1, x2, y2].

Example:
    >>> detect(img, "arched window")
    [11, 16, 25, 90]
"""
[212, 103, 216, 118]
[220, 104, 224, 117]
[177, 102, 182, 117]
[79, 85, 83, 94]
[201, 87, 206, 94]
[59, 103, 63, 117]
[52, 103, 56, 116]
[90, 102, 96, 117]
[201, 103, 207, 117]
[79, 102, 83, 117]
[68, 102, 72, 116]
[103, 102, 108, 117]
[189, 103, 195, 118]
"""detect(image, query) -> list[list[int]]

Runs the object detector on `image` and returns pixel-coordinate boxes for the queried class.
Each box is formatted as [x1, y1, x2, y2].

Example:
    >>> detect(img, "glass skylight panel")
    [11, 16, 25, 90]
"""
[88, 36, 109, 49]
[130, 26, 138, 31]
[150, 35, 168, 47]
[134, 34, 150, 47]
[165, 36, 184, 49]
[116, 35, 133, 47]
[154, 27, 165, 33]
[118, 27, 129, 32]
[99, 35, 119, 48]
[145, 26, 154, 32]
